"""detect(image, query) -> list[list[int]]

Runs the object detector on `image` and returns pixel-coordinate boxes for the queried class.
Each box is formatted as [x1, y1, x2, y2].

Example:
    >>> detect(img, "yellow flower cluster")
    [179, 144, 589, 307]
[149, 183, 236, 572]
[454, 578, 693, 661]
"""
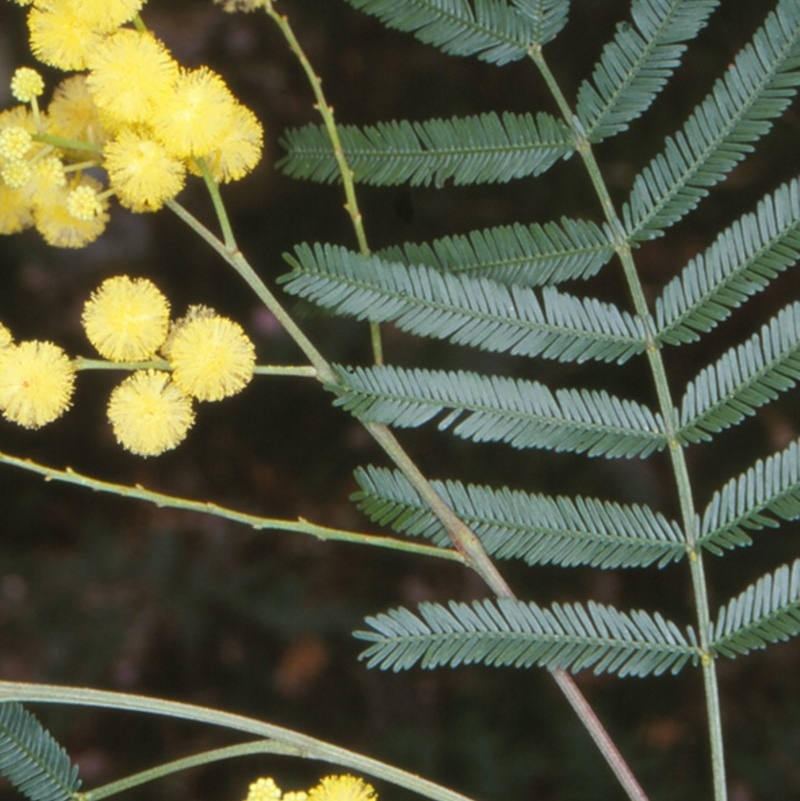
[244, 775, 377, 801]
[1, 0, 264, 247]
[0, 276, 256, 456]
[83, 275, 256, 456]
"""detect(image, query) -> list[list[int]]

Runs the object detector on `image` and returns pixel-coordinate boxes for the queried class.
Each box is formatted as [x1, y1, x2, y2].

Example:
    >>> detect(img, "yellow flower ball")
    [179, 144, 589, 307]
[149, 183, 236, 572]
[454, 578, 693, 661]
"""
[195, 103, 264, 183]
[86, 30, 179, 126]
[0, 340, 76, 429]
[83, 276, 170, 361]
[71, 0, 146, 32]
[28, 6, 102, 71]
[103, 128, 186, 212]
[167, 313, 256, 401]
[307, 776, 377, 801]
[107, 369, 194, 457]
[151, 67, 239, 159]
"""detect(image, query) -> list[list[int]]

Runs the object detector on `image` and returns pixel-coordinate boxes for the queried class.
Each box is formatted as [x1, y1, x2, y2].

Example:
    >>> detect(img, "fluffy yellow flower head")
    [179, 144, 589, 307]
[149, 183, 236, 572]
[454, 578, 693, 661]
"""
[70, 0, 147, 32]
[151, 67, 239, 159]
[104, 128, 186, 212]
[86, 30, 179, 127]
[107, 369, 194, 456]
[28, 5, 102, 71]
[166, 310, 256, 401]
[196, 103, 264, 183]
[0, 340, 76, 429]
[307, 776, 376, 801]
[83, 276, 170, 361]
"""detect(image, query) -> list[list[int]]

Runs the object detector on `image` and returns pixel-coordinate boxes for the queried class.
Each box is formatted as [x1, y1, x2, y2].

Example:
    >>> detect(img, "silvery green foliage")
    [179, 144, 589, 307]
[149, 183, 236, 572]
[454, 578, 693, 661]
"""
[279, 0, 800, 679]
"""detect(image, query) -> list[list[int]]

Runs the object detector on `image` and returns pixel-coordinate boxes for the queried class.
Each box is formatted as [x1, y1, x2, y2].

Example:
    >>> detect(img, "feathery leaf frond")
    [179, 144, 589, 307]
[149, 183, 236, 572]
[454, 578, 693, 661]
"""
[353, 465, 687, 568]
[0, 703, 81, 801]
[699, 440, 800, 554]
[281, 243, 646, 363]
[355, 597, 696, 677]
[623, 0, 800, 241]
[710, 560, 800, 658]
[341, 0, 559, 64]
[576, 0, 718, 142]
[278, 111, 574, 187]
[678, 302, 800, 442]
[655, 179, 800, 344]
[330, 365, 667, 458]
[378, 217, 615, 286]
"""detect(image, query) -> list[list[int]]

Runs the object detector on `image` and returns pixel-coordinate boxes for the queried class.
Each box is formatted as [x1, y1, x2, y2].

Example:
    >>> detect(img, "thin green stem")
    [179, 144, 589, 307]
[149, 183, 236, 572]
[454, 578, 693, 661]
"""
[532, 47, 726, 801]
[0, 449, 463, 564]
[0, 682, 477, 801]
[263, 1, 383, 365]
[73, 357, 316, 379]
[84, 741, 301, 801]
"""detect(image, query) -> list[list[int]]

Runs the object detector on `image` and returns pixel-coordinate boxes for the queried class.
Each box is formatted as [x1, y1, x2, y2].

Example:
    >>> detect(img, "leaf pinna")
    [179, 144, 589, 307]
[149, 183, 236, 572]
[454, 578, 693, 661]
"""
[0, 703, 81, 801]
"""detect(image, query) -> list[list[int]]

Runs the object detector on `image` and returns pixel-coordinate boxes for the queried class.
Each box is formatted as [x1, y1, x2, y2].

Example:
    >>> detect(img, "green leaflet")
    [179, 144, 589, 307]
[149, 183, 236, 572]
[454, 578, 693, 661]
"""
[677, 302, 800, 443]
[623, 0, 800, 241]
[278, 111, 574, 187]
[710, 560, 800, 658]
[655, 179, 800, 345]
[699, 439, 800, 554]
[576, 0, 718, 142]
[353, 465, 686, 568]
[340, 0, 565, 64]
[355, 597, 697, 677]
[377, 217, 616, 287]
[0, 703, 81, 801]
[281, 243, 646, 364]
[330, 364, 668, 458]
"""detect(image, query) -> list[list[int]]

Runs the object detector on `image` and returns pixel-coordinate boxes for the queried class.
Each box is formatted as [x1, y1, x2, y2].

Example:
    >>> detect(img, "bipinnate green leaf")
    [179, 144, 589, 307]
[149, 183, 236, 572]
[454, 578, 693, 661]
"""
[353, 465, 686, 568]
[378, 217, 615, 287]
[677, 302, 800, 443]
[281, 243, 646, 364]
[329, 364, 668, 458]
[0, 703, 81, 801]
[710, 560, 800, 658]
[655, 179, 800, 345]
[699, 439, 800, 554]
[341, 0, 560, 64]
[278, 111, 574, 187]
[355, 597, 697, 677]
[623, 0, 800, 242]
[576, 0, 718, 142]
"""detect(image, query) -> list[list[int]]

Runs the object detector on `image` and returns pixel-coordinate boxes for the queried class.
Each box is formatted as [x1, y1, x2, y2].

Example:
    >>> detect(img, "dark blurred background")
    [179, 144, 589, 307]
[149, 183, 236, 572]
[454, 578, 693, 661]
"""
[0, 2, 799, 800]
